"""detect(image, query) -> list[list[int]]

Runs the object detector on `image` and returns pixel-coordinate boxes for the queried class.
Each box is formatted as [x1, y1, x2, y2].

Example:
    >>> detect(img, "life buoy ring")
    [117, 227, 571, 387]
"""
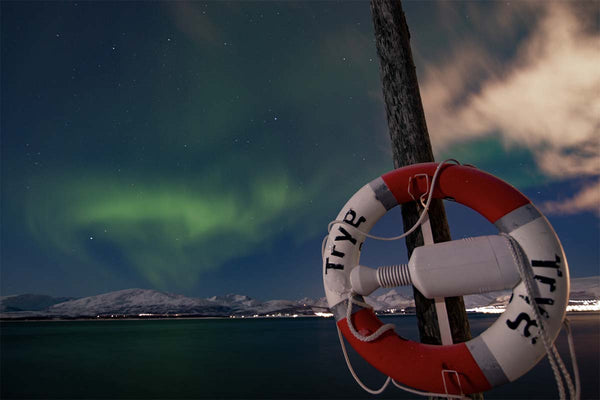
[322, 162, 569, 395]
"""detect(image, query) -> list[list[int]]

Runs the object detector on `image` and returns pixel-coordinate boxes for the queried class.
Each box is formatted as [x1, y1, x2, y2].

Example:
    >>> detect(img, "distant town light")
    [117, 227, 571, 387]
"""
[315, 312, 334, 318]
[566, 300, 600, 312]
[466, 299, 600, 314]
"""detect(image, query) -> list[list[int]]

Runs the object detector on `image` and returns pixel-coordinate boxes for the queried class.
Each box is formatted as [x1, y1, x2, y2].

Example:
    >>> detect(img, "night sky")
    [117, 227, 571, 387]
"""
[2, 1, 598, 300]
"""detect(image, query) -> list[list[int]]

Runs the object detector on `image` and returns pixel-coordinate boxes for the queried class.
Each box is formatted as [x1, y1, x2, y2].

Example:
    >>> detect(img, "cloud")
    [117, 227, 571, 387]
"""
[541, 180, 600, 216]
[420, 3, 600, 180]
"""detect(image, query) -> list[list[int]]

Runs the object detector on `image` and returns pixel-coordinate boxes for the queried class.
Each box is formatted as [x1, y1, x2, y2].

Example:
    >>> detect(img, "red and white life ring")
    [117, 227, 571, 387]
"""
[322, 162, 569, 395]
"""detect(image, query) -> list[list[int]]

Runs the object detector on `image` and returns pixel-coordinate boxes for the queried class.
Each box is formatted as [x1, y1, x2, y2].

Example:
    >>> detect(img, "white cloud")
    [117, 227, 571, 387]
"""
[541, 180, 600, 216]
[421, 3, 600, 180]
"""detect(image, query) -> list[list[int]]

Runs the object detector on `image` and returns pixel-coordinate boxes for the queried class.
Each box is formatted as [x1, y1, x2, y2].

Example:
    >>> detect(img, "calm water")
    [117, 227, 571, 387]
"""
[1, 313, 598, 399]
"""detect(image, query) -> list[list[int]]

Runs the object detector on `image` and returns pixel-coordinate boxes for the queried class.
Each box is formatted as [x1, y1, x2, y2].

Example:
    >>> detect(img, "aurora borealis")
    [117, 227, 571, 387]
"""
[2, 1, 598, 299]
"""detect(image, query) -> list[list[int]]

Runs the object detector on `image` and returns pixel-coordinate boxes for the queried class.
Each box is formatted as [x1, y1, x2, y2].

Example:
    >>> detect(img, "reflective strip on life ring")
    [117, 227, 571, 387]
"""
[322, 162, 569, 395]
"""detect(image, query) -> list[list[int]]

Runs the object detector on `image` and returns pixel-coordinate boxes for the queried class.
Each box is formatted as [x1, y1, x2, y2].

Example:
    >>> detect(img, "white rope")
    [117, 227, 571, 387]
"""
[337, 325, 466, 398]
[327, 160, 471, 398]
[325, 159, 580, 398]
[345, 293, 395, 342]
[336, 327, 391, 395]
[331, 159, 459, 345]
[501, 233, 579, 400]
[563, 319, 581, 399]
[322, 159, 460, 253]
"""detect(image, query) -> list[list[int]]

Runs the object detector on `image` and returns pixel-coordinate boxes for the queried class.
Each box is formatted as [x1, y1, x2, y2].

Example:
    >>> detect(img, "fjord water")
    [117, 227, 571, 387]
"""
[1, 313, 598, 399]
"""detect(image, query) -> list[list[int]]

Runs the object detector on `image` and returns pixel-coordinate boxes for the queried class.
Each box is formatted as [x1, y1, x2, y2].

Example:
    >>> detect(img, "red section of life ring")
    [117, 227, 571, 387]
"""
[328, 163, 567, 395]
[381, 163, 529, 224]
[337, 308, 489, 395]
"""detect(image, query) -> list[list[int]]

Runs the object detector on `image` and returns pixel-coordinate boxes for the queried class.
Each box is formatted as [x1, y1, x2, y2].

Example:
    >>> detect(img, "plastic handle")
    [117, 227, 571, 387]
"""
[350, 235, 520, 298]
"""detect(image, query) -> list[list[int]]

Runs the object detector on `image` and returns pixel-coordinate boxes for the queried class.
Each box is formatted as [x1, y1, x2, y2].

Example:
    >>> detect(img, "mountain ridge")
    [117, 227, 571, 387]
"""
[2, 276, 598, 319]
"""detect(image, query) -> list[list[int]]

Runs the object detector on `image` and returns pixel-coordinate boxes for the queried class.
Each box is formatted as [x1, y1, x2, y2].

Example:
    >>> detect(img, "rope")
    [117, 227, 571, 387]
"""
[321, 159, 460, 256]
[336, 327, 391, 395]
[326, 160, 471, 398]
[563, 319, 581, 399]
[324, 159, 580, 399]
[345, 293, 395, 342]
[501, 233, 579, 400]
[329, 159, 459, 345]
[337, 325, 466, 399]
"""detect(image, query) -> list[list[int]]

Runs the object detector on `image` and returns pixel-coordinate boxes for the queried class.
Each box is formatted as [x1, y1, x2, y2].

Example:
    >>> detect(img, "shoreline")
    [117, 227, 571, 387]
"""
[2, 310, 598, 322]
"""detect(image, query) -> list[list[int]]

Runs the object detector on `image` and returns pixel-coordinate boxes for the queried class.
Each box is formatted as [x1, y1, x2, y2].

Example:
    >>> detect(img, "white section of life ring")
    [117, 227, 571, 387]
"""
[322, 183, 387, 307]
[321, 163, 575, 398]
[481, 214, 569, 381]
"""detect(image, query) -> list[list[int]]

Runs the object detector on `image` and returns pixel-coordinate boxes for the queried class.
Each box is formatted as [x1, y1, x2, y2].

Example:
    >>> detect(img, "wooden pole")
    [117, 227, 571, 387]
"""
[369, 0, 473, 346]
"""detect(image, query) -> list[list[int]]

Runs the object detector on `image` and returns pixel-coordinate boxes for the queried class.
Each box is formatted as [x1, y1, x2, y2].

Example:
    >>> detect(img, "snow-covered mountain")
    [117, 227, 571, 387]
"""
[461, 276, 600, 310]
[1, 276, 597, 319]
[356, 276, 599, 312]
[48, 288, 227, 317]
[366, 289, 414, 311]
[207, 294, 261, 309]
[463, 291, 512, 309]
[298, 297, 329, 308]
[0, 289, 324, 318]
[569, 276, 600, 300]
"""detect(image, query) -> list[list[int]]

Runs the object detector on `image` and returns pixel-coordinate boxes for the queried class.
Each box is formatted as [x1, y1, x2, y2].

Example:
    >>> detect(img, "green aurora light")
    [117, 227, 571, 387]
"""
[25, 172, 314, 289]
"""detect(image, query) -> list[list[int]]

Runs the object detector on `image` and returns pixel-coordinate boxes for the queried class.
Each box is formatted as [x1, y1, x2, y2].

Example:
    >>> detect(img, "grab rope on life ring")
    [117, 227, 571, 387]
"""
[322, 161, 578, 399]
